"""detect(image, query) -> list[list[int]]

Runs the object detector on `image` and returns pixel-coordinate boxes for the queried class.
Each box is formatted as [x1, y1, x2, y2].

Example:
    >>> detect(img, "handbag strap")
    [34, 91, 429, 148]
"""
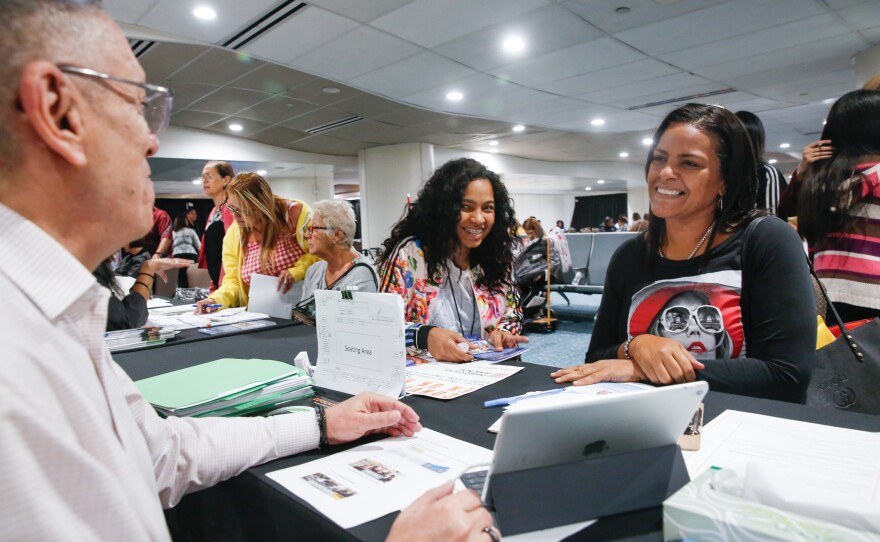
[804, 254, 865, 362]
[295, 260, 379, 310]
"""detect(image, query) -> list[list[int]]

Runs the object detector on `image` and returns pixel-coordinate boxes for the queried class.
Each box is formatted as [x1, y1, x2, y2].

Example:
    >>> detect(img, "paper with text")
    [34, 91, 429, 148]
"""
[266, 428, 492, 529]
[312, 290, 406, 398]
[405, 362, 523, 400]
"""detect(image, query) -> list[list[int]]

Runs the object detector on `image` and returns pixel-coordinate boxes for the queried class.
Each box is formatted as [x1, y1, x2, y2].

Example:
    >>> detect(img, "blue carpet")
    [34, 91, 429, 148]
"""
[520, 293, 601, 369]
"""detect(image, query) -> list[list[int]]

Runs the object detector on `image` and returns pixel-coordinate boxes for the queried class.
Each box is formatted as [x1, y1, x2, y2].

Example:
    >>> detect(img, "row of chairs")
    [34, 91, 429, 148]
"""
[551, 232, 638, 302]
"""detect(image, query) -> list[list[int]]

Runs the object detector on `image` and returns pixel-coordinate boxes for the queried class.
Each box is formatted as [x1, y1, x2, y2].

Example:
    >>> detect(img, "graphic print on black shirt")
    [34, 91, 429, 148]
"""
[627, 270, 745, 361]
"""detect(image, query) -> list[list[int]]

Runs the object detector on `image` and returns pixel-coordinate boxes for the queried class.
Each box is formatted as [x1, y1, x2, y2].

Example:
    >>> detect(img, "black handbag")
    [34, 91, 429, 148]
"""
[805, 257, 880, 414]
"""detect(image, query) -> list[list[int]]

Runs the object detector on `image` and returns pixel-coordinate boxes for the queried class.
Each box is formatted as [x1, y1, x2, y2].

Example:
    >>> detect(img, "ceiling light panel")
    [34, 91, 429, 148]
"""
[350, 51, 478, 99]
[138, 0, 279, 45]
[193, 6, 217, 20]
[371, 0, 547, 49]
[488, 37, 645, 87]
[290, 25, 422, 81]
[239, 6, 359, 65]
[431, 4, 602, 72]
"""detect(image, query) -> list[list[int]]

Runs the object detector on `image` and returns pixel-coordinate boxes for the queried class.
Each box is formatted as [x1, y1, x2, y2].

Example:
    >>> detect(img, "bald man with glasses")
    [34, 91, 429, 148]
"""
[0, 2, 498, 541]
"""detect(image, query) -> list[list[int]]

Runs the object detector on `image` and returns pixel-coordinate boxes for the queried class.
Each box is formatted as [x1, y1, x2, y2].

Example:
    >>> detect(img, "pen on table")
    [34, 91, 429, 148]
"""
[194, 303, 222, 314]
[483, 388, 566, 408]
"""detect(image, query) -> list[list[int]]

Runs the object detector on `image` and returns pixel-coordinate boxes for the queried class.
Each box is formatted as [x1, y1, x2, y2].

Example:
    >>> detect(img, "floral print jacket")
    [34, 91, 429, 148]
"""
[379, 237, 522, 337]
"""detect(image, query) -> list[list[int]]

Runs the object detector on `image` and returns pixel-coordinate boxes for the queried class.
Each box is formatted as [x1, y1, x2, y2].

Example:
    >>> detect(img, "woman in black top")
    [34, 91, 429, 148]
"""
[551, 104, 816, 403]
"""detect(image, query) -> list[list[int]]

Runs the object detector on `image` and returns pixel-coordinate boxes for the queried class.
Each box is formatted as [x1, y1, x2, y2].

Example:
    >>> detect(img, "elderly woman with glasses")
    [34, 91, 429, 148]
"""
[300, 200, 378, 301]
[195, 172, 319, 313]
[551, 104, 816, 403]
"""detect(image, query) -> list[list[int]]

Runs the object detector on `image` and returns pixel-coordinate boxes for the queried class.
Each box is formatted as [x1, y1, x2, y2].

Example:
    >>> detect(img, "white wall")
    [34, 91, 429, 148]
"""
[359, 143, 435, 248]
[509, 193, 575, 228]
[627, 186, 649, 220]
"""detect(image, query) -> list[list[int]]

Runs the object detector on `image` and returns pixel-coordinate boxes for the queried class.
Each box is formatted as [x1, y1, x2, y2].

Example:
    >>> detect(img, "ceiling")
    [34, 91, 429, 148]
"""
[105, 0, 880, 194]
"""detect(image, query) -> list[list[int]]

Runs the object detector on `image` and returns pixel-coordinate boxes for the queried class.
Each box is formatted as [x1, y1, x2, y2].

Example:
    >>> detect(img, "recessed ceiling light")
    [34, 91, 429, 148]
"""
[446, 91, 464, 102]
[512, 124, 525, 132]
[229, 123, 243, 132]
[591, 118, 605, 126]
[585, 187, 592, 191]
[489, 140, 499, 146]
[192, 179, 202, 185]
[615, 6, 631, 14]
[619, 151, 629, 158]
[642, 137, 653, 146]
[768, 159, 777, 164]
[597, 179, 605, 184]
[502, 36, 525, 53]
[193, 6, 217, 20]
[779, 143, 790, 149]
[256, 170, 267, 175]
[321, 86, 341, 95]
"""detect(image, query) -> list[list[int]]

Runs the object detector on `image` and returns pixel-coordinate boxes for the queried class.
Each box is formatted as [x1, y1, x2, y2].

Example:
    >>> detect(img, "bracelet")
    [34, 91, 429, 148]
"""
[137, 272, 155, 280]
[134, 281, 151, 290]
[314, 407, 328, 448]
[623, 335, 635, 360]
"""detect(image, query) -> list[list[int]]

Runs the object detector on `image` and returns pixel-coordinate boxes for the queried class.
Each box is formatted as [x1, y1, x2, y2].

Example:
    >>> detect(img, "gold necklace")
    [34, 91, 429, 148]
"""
[659, 224, 714, 260]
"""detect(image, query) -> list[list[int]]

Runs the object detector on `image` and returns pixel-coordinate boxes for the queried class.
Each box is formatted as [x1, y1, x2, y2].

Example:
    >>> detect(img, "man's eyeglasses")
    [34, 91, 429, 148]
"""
[222, 199, 245, 217]
[57, 64, 174, 134]
[659, 305, 724, 334]
[307, 225, 333, 236]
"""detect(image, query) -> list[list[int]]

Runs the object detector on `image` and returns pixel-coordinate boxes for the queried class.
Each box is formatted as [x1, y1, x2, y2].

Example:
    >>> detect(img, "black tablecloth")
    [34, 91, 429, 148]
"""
[113, 326, 880, 542]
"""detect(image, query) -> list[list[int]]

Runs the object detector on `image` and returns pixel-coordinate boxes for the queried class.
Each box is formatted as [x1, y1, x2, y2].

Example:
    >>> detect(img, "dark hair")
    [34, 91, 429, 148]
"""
[173, 212, 190, 231]
[206, 160, 234, 179]
[798, 89, 880, 245]
[127, 237, 145, 249]
[377, 158, 517, 291]
[633, 212, 642, 221]
[644, 103, 764, 263]
[734, 110, 765, 162]
[94, 258, 124, 298]
[556, 220, 564, 228]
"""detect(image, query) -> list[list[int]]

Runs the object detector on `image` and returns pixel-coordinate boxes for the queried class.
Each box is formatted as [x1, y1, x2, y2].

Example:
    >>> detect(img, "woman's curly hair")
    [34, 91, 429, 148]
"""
[377, 158, 517, 292]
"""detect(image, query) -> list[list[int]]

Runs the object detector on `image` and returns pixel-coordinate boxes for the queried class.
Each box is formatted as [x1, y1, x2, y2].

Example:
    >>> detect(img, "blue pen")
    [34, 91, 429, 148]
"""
[484, 388, 565, 408]
[193, 303, 222, 309]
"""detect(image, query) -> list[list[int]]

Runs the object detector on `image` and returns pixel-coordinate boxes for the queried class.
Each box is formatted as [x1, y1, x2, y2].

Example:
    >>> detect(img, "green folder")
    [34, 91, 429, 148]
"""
[135, 358, 302, 412]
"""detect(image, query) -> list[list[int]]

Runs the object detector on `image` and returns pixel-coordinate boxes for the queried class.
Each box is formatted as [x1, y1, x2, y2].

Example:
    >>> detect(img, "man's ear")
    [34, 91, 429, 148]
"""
[17, 61, 88, 167]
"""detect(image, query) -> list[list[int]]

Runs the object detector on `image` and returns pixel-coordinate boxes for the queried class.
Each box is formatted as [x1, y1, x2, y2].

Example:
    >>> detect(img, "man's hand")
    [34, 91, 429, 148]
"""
[387, 481, 499, 542]
[325, 392, 422, 445]
[550, 359, 647, 386]
[426, 327, 473, 362]
[487, 329, 528, 352]
[627, 335, 705, 385]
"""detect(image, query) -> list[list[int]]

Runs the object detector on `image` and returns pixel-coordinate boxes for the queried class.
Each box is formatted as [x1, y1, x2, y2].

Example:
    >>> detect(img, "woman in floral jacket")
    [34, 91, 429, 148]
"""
[377, 158, 526, 362]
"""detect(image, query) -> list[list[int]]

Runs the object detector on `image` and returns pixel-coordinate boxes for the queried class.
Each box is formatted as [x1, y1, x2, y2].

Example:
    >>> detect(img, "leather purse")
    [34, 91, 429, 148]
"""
[805, 257, 880, 414]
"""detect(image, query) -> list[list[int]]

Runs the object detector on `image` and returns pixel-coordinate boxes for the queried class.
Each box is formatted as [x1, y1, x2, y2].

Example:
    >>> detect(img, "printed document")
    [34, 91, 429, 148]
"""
[247, 273, 300, 319]
[405, 362, 524, 399]
[266, 428, 492, 529]
[312, 290, 406, 398]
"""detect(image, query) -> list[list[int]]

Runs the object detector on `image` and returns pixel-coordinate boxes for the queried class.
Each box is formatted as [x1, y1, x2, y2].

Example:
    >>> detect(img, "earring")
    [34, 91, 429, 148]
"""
[717, 196, 724, 213]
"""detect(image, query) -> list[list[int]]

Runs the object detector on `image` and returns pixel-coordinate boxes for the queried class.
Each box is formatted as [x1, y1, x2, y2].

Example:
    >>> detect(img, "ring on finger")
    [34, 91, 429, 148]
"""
[483, 526, 500, 542]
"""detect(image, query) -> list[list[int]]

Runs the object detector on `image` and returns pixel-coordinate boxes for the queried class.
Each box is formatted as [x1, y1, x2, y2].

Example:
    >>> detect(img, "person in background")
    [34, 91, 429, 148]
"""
[0, 2, 496, 540]
[377, 158, 527, 361]
[144, 205, 172, 259]
[797, 89, 880, 322]
[197, 160, 235, 291]
[600, 216, 617, 232]
[555, 219, 565, 230]
[172, 211, 201, 287]
[616, 214, 629, 231]
[630, 212, 644, 231]
[195, 172, 319, 313]
[735, 110, 787, 216]
[94, 256, 191, 331]
[300, 199, 378, 301]
[777, 75, 880, 219]
[552, 103, 815, 403]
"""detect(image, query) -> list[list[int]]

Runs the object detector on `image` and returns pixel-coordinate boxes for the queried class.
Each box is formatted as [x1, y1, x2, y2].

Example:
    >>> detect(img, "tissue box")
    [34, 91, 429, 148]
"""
[663, 471, 880, 541]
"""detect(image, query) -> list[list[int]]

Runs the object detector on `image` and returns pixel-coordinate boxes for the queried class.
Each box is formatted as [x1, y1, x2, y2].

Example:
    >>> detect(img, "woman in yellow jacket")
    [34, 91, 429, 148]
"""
[196, 172, 320, 312]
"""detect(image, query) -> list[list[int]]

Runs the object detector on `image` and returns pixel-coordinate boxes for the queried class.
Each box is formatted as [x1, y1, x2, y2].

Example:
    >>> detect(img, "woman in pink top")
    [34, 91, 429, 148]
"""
[798, 89, 880, 321]
[195, 172, 319, 312]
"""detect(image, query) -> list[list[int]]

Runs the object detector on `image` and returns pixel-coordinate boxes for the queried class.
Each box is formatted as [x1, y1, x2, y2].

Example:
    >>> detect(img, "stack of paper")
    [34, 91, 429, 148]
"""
[147, 306, 271, 330]
[105, 326, 179, 352]
[135, 358, 313, 418]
